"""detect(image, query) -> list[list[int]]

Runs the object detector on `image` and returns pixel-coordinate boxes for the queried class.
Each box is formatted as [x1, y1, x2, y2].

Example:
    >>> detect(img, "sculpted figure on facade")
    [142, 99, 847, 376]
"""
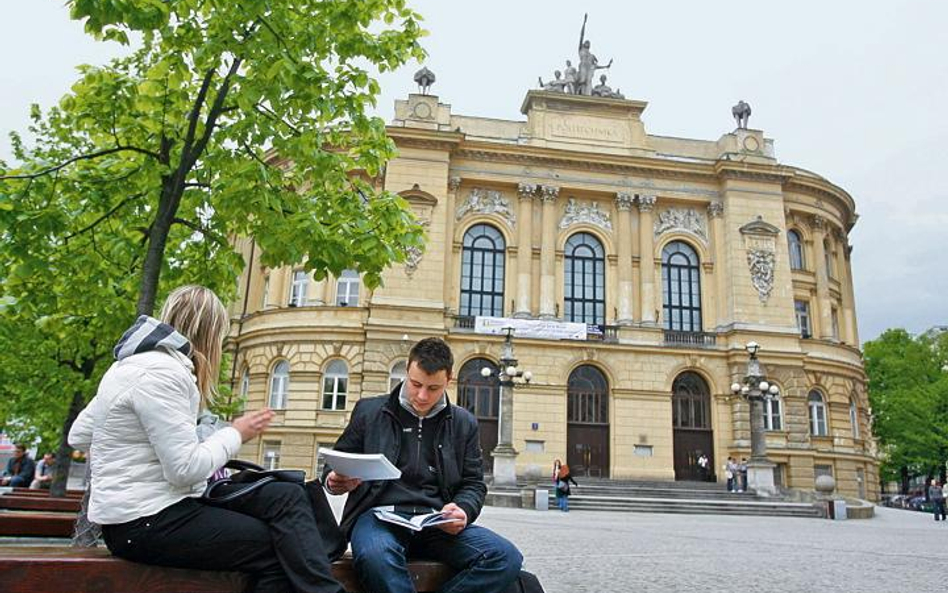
[538, 70, 569, 93]
[732, 99, 752, 129]
[576, 14, 613, 96]
[591, 74, 624, 99]
[559, 197, 613, 231]
[653, 207, 708, 242]
[747, 248, 776, 303]
[455, 188, 516, 228]
[563, 60, 578, 94]
[414, 66, 436, 95]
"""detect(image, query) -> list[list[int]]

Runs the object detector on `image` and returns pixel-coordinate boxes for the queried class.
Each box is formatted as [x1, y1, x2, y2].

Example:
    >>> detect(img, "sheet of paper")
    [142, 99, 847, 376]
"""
[318, 447, 402, 481]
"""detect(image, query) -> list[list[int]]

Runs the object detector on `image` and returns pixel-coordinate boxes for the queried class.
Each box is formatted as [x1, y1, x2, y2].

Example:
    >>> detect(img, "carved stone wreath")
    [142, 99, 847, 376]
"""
[558, 197, 612, 232]
[746, 249, 776, 303]
[404, 218, 430, 277]
[455, 188, 516, 228]
[653, 207, 708, 243]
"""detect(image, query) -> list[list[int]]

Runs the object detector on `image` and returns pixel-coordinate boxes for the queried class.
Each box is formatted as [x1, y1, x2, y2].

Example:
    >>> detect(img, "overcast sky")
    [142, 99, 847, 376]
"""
[3, 1, 946, 343]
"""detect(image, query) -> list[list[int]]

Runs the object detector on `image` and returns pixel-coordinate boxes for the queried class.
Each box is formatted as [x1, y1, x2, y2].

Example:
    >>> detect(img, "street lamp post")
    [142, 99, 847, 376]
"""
[730, 341, 779, 497]
[481, 326, 532, 488]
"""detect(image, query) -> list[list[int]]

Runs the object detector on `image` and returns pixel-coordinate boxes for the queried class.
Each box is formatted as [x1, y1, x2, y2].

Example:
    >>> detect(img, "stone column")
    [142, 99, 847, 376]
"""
[843, 244, 860, 345]
[514, 183, 537, 318]
[637, 195, 658, 325]
[538, 185, 559, 319]
[812, 216, 834, 340]
[443, 176, 462, 312]
[835, 230, 856, 345]
[708, 201, 727, 328]
[615, 192, 635, 325]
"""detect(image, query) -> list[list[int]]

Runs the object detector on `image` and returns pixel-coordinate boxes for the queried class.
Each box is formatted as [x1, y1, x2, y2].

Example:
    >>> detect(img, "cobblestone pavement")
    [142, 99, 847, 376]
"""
[474, 506, 943, 593]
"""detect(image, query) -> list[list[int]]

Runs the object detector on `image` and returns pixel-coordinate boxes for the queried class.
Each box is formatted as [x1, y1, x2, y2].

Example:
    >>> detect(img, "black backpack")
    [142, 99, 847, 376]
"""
[504, 570, 546, 593]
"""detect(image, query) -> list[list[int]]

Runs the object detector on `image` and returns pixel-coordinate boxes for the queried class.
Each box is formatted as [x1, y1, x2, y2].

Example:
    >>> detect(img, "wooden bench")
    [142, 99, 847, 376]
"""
[0, 495, 81, 512]
[0, 546, 454, 593]
[0, 513, 76, 537]
[9, 488, 83, 499]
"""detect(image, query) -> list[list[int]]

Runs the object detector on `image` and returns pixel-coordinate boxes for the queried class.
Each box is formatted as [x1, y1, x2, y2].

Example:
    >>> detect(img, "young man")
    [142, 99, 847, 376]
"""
[1, 444, 36, 488]
[30, 452, 56, 489]
[325, 337, 523, 593]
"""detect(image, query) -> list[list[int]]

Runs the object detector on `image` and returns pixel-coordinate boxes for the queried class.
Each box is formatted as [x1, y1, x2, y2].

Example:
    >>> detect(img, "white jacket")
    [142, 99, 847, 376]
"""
[69, 348, 242, 524]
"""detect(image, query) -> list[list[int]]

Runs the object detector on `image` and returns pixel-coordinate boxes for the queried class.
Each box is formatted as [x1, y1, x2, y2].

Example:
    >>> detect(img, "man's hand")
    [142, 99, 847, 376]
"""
[325, 471, 362, 495]
[436, 502, 468, 535]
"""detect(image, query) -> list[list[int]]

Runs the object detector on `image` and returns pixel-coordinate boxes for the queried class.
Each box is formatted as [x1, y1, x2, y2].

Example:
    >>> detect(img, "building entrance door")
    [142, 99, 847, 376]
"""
[456, 358, 500, 471]
[671, 372, 714, 481]
[566, 365, 610, 478]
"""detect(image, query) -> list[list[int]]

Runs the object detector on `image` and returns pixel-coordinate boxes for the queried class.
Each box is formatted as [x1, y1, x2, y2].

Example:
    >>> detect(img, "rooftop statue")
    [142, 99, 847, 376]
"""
[576, 13, 612, 96]
[563, 60, 578, 94]
[591, 74, 624, 99]
[732, 99, 751, 129]
[414, 66, 436, 95]
[538, 70, 569, 93]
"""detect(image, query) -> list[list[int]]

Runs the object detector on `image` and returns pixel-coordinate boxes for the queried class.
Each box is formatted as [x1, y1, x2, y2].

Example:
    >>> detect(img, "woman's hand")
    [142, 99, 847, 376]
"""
[232, 408, 274, 443]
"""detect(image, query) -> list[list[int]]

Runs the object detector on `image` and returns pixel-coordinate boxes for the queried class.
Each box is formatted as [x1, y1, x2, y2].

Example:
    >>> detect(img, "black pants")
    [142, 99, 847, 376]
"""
[934, 499, 946, 521]
[102, 481, 345, 593]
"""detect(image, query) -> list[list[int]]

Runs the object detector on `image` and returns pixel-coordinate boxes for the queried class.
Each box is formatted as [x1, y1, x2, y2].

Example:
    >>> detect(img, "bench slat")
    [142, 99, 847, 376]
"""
[0, 496, 81, 512]
[0, 513, 76, 538]
[0, 546, 454, 593]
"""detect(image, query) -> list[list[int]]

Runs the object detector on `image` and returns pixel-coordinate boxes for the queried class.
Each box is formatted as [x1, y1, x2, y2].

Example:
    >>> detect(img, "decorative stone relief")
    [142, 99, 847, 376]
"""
[707, 201, 725, 218]
[739, 216, 781, 303]
[539, 185, 560, 203]
[653, 207, 708, 243]
[404, 218, 430, 277]
[559, 197, 613, 231]
[614, 192, 634, 211]
[637, 194, 657, 212]
[517, 183, 538, 199]
[448, 176, 462, 192]
[455, 188, 516, 228]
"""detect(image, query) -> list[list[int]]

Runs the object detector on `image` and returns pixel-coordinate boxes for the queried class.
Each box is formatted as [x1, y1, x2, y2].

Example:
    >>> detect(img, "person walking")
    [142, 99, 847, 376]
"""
[555, 462, 579, 512]
[69, 285, 345, 593]
[724, 457, 737, 492]
[930, 480, 946, 521]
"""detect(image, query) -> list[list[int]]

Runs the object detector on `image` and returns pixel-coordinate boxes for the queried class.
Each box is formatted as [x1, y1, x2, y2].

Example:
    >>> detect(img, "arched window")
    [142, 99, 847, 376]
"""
[336, 269, 360, 306]
[460, 224, 506, 317]
[765, 394, 782, 431]
[457, 358, 500, 420]
[568, 365, 609, 424]
[240, 367, 250, 399]
[389, 360, 407, 392]
[788, 230, 805, 270]
[564, 232, 605, 325]
[289, 270, 308, 306]
[662, 241, 702, 332]
[808, 390, 828, 436]
[850, 397, 860, 439]
[672, 372, 710, 429]
[268, 361, 290, 409]
[322, 360, 349, 411]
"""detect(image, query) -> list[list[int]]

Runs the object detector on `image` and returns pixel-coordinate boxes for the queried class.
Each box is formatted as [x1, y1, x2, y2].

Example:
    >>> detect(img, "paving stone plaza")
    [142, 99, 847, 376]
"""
[473, 506, 940, 593]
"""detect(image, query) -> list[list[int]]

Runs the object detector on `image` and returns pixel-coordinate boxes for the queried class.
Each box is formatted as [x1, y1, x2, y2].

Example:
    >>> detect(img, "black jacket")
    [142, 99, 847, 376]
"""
[327, 384, 487, 537]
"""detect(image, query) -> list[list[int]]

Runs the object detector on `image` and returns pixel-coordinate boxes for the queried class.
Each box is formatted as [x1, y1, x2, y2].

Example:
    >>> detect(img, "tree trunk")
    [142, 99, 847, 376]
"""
[900, 466, 909, 495]
[49, 388, 87, 498]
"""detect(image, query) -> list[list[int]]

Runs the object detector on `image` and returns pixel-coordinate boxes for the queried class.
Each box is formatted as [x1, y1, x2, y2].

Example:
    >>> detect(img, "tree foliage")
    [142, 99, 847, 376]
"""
[864, 328, 948, 482]
[0, 0, 427, 496]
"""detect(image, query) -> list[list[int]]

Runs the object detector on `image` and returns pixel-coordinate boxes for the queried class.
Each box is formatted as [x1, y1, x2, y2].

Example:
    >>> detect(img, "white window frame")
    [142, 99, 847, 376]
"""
[795, 300, 811, 339]
[788, 230, 805, 270]
[289, 270, 308, 306]
[322, 360, 349, 411]
[336, 269, 360, 306]
[269, 360, 290, 409]
[240, 368, 250, 399]
[808, 391, 828, 437]
[262, 441, 281, 471]
[764, 395, 782, 431]
[389, 360, 407, 392]
[262, 275, 270, 309]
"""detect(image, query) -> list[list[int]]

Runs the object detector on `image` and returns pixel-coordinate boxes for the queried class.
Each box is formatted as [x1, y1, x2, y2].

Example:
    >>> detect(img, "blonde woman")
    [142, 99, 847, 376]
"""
[69, 285, 344, 593]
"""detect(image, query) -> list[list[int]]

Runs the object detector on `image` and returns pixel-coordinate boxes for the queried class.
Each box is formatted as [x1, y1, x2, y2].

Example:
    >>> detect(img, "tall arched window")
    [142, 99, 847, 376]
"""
[662, 241, 702, 332]
[850, 397, 860, 439]
[240, 367, 250, 399]
[788, 230, 805, 270]
[672, 372, 710, 429]
[460, 224, 506, 317]
[765, 394, 782, 431]
[564, 232, 605, 324]
[322, 360, 349, 411]
[808, 390, 828, 436]
[568, 365, 609, 424]
[457, 358, 500, 420]
[389, 360, 407, 392]
[269, 361, 290, 409]
[336, 269, 360, 306]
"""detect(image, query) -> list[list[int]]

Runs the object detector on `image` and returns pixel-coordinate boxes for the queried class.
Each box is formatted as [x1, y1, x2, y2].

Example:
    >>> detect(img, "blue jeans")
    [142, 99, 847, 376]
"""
[350, 512, 522, 593]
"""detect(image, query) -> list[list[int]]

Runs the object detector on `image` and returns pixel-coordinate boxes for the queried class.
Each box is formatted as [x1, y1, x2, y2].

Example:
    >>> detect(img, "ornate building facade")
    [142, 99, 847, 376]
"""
[229, 88, 878, 500]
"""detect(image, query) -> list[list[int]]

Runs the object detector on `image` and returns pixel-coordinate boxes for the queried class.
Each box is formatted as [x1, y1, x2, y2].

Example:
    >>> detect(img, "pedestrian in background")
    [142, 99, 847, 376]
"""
[555, 461, 578, 512]
[738, 457, 748, 493]
[30, 452, 55, 489]
[930, 480, 946, 521]
[724, 457, 737, 492]
[1, 444, 35, 488]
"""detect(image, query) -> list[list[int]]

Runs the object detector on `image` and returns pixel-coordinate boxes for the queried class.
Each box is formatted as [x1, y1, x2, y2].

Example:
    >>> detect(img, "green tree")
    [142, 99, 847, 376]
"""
[864, 329, 948, 489]
[0, 0, 426, 510]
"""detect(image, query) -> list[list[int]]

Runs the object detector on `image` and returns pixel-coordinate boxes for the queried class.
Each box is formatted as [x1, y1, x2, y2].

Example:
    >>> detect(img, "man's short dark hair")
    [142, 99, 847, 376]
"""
[408, 337, 454, 376]
[14, 443, 26, 452]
